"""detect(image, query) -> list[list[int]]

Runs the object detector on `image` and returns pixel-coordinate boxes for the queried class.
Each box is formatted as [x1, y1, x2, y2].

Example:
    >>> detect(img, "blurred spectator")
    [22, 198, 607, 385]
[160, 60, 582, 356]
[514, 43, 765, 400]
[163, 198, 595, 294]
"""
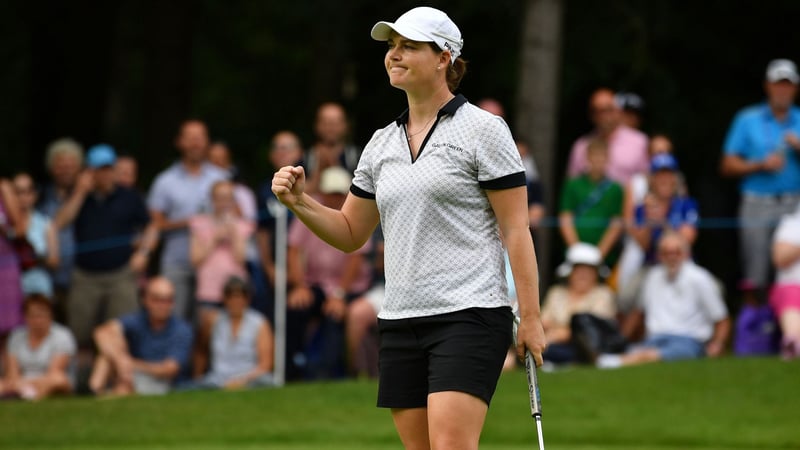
[516, 138, 546, 229]
[286, 167, 372, 380]
[37, 138, 84, 318]
[114, 155, 138, 190]
[567, 88, 649, 185]
[599, 232, 730, 368]
[0, 294, 76, 400]
[629, 154, 698, 266]
[559, 139, 624, 267]
[256, 131, 304, 321]
[192, 277, 274, 389]
[618, 134, 684, 293]
[541, 243, 617, 364]
[345, 227, 384, 378]
[615, 91, 645, 130]
[189, 180, 253, 322]
[55, 145, 159, 349]
[12, 172, 59, 298]
[770, 205, 800, 360]
[148, 120, 229, 320]
[89, 277, 192, 396]
[304, 102, 361, 194]
[477, 97, 506, 117]
[0, 178, 24, 339]
[720, 58, 800, 308]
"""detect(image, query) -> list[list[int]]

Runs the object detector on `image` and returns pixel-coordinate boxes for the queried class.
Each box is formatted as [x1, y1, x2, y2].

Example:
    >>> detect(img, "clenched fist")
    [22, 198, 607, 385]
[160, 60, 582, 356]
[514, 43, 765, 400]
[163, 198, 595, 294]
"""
[272, 166, 306, 209]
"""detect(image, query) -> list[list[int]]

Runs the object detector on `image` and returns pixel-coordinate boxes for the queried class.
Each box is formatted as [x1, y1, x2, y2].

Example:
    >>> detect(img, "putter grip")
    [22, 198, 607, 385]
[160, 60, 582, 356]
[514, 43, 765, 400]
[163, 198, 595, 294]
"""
[524, 350, 543, 418]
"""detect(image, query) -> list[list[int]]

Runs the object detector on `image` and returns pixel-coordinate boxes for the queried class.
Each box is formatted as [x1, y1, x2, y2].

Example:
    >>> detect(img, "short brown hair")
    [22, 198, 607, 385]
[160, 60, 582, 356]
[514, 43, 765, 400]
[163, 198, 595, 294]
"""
[586, 138, 609, 155]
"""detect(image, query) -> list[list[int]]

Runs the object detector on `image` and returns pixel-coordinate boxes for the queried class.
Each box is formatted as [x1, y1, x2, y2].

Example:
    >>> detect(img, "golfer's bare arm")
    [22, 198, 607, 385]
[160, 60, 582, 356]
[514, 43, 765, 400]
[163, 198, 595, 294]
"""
[287, 193, 379, 253]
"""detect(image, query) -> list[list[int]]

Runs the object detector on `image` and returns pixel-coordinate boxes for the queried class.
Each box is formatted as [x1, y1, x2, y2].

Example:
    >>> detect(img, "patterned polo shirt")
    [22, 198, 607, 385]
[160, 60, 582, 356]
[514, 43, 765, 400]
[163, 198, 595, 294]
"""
[351, 95, 526, 320]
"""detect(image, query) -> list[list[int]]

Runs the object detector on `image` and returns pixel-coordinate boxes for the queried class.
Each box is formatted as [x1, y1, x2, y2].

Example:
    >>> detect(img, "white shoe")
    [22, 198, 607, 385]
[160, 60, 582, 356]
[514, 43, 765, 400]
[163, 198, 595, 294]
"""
[595, 354, 622, 369]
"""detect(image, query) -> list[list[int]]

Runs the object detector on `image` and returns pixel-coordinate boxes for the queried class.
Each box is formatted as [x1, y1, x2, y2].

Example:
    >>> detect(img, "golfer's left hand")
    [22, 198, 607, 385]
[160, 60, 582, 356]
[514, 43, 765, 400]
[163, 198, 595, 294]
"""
[516, 317, 546, 368]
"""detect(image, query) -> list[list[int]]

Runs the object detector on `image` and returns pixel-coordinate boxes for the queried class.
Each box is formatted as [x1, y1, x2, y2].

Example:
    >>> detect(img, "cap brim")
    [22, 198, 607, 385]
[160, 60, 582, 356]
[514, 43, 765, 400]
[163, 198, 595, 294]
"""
[371, 21, 433, 43]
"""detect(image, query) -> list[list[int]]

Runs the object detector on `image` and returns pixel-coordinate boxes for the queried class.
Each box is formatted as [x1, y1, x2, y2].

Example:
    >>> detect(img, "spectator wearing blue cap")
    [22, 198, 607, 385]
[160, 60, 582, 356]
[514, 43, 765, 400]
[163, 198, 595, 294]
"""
[629, 153, 699, 267]
[54, 144, 159, 350]
[720, 58, 800, 309]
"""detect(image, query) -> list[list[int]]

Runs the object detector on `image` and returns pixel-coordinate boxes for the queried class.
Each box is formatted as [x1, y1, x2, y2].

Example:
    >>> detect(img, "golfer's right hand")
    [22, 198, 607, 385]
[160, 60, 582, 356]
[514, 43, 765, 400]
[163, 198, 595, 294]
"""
[272, 165, 306, 208]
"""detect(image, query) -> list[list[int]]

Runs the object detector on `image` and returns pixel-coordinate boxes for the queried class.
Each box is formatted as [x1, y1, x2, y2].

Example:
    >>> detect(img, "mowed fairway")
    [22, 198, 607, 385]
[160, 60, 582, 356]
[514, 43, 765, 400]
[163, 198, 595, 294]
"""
[0, 357, 796, 450]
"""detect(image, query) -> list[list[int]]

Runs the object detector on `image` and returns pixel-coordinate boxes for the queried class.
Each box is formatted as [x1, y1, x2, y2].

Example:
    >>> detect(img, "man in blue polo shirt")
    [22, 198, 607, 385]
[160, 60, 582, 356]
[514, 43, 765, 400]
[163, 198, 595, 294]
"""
[721, 59, 800, 310]
[90, 276, 193, 395]
[55, 144, 159, 350]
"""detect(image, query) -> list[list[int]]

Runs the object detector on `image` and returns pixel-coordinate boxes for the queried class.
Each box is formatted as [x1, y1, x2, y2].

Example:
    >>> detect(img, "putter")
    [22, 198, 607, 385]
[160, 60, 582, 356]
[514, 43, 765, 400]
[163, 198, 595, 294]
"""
[513, 316, 545, 450]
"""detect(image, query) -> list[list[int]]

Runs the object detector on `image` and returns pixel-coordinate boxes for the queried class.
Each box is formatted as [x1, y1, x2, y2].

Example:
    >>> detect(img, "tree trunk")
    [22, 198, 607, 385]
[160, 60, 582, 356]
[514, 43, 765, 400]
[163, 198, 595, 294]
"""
[515, 0, 564, 290]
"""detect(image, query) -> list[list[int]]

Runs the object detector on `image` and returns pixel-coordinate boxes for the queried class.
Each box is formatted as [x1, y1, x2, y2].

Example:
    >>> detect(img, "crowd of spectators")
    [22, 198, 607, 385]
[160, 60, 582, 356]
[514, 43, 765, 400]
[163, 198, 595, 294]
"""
[0, 58, 799, 400]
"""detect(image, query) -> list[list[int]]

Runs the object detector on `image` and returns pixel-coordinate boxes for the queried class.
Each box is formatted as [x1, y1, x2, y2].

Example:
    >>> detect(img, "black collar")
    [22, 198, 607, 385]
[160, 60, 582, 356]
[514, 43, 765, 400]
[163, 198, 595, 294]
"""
[395, 94, 468, 126]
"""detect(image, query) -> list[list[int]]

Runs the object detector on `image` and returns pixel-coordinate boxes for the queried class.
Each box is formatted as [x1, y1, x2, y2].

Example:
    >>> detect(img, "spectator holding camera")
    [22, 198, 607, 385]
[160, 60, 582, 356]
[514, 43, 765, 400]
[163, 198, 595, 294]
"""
[55, 145, 159, 350]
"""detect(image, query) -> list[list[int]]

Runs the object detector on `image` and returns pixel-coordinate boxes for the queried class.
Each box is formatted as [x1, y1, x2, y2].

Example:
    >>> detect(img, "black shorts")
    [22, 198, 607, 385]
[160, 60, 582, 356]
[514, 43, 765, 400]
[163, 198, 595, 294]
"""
[376, 306, 513, 409]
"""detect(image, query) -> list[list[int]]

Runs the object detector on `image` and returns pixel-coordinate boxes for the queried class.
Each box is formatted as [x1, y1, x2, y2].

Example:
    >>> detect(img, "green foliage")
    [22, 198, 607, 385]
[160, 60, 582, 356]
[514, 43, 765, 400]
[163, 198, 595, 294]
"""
[0, 357, 797, 449]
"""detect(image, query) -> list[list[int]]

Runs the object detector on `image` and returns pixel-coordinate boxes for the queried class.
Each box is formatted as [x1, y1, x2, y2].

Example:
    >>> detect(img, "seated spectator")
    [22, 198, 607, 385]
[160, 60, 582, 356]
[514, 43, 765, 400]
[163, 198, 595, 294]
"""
[89, 277, 193, 396]
[598, 232, 730, 368]
[190, 180, 254, 321]
[770, 205, 800, 359]
[286, 167, 372, 380]
[541, 243, 617, 364]
[345, 227, 384, 378]
[559, 138, 624, 268]
[55, 144, 159, 350]
[0, 177, 24, 339]
[12, 172, 59, 298]
[629, 153, 698, 266]
[192, 277, 274, 389]
[0, 293, 76, 400]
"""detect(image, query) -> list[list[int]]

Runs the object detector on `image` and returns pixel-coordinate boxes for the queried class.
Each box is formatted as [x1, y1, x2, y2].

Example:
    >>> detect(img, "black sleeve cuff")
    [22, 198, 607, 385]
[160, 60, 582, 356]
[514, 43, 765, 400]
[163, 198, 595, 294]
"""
[350, 184, 376, 199]
[479, 171, 527, 190]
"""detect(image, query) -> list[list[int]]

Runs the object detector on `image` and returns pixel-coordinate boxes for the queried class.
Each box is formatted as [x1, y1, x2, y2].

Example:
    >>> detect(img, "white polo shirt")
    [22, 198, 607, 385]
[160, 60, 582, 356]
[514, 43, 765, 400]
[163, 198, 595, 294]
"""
[639, 261, 728, 342]
[351, 95, 526, 320]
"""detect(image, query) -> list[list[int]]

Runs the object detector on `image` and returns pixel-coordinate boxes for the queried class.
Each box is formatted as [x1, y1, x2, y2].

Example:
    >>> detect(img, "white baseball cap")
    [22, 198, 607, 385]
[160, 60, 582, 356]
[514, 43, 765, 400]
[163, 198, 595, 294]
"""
[371, 7, 463, 64]
[766, 59, 799, 84]
[556, 243, 610, 278]
[319, 166, 352, 195]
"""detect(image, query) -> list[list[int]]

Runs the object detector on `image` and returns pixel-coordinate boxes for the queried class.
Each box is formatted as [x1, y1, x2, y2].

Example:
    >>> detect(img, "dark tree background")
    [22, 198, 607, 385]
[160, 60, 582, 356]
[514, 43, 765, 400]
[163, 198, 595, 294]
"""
[2, 0, 799, 304]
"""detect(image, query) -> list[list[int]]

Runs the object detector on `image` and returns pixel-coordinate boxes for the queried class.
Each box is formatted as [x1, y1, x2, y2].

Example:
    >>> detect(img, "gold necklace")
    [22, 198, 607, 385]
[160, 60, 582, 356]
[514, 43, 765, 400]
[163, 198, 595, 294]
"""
[405, 98, 451, 141]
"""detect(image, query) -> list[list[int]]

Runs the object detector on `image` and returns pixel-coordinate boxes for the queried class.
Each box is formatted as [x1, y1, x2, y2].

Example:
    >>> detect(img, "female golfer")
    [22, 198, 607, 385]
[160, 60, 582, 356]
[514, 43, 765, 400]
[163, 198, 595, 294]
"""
[272, 6, 545, 449]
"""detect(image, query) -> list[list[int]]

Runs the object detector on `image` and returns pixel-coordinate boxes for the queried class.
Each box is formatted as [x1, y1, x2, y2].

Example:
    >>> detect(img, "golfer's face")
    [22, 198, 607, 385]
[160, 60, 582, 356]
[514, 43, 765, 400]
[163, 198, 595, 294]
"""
[385, 32, 439, 90]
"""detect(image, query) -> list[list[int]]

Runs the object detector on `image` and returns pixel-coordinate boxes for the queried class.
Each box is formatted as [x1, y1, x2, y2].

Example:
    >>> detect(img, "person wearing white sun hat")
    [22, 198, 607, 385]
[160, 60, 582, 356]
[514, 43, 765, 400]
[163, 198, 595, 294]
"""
[273, 6, 545, 448]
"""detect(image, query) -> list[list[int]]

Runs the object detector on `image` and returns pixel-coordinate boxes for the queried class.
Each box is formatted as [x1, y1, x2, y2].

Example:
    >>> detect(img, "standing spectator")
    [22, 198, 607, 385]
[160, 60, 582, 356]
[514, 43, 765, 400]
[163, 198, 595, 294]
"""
[114, 154, 138, 190]
[770, 205, 800, 359]
[192, 276, 274, 389]
[720, 59, 800, 308]
[598, 232, 730, 368]
[567, 88, 649, 185]
[559, 138, 625, 267]
[304, 102, 361, 194]
[516, 138, 546, 229]
[55, 144, 159, 350]
[285, 167, 372, 380]
[615, 91, 645, 130]
[12, 172, 59, 297]
[148, 120, 229, 320]
[0, 177, 24, 343]
[89, 277, 192, 396]
[255, 131, 304, 321]
[189, 180, 254, 321]
[37, 138, 84, 319]
[1, 294, 76, 400]
[541, 243, 617, 364]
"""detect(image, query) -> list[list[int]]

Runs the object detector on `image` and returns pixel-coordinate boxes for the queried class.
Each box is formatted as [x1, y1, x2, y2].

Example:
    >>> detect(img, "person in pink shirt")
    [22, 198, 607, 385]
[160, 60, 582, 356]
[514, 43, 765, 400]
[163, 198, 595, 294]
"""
[190, 180, 254, 322]
[285, 167, 373, 380]
[567, 88, 649, 185]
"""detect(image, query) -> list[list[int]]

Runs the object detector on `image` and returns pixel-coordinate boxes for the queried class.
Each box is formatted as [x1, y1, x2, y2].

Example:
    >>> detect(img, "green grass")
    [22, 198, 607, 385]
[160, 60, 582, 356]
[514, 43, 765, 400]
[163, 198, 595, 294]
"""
[0, 357, 797, 449]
